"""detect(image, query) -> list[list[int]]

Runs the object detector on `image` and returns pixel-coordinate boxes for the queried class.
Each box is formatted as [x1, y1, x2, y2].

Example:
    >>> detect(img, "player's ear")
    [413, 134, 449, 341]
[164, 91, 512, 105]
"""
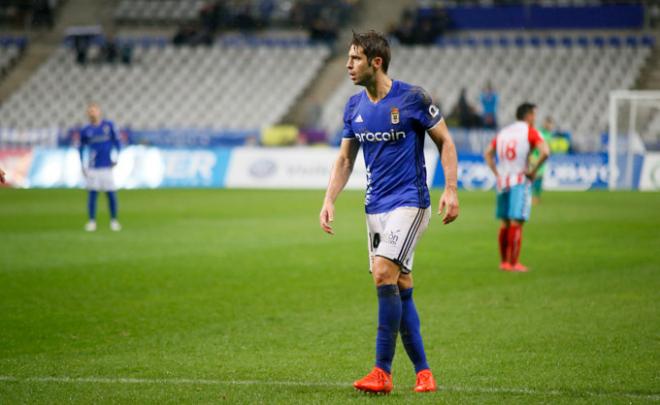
[370, 56, 383, 70]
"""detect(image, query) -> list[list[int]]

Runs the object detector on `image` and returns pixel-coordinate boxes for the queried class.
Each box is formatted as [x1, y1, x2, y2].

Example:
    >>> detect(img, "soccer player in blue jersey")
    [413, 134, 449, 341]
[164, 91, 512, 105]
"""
[79, 102, 122, 232]
[320, 31, 459, 394]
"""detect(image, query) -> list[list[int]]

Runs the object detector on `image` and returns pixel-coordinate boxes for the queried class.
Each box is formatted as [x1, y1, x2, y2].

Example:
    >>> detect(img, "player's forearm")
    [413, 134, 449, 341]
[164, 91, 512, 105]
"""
[440, 138, 458, 189]
[324, 156, 353, 204]
[486, 158, 497, 177]
[529, 145, 550, 176]
[484, 149, 498, 177]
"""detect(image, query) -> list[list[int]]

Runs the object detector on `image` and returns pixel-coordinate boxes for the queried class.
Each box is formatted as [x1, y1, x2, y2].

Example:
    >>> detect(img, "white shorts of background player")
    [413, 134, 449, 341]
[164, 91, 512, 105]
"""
[86, 168, 116, 192]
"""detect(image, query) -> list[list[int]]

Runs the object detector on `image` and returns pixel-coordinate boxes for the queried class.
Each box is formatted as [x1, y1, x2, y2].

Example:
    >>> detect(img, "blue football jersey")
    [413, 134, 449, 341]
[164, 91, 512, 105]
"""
[79, 119, 120, 169]
[342, 80, 442, 214]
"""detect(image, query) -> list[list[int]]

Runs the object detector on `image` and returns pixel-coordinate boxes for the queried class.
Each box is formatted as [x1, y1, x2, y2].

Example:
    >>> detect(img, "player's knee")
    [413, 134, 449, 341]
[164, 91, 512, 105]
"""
[372, 257, 400, 286]
[398, 274, 413, 290]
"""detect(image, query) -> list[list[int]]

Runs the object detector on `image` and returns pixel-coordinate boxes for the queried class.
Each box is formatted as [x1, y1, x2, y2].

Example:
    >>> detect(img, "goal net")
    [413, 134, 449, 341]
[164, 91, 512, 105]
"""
[608, 90, 660, 190]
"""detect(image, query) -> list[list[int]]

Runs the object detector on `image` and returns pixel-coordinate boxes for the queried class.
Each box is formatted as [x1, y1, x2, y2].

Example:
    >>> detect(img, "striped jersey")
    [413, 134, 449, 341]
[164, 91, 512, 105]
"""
[490, 121, 543, 191]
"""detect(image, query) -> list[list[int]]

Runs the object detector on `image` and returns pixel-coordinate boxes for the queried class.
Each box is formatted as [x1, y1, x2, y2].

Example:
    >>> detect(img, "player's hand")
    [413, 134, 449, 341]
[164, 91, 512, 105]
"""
[319, 201, 335, 235]
[438, 187, 459, 225]
[525, 170, 536, 181]
[0, 168, 5, 184]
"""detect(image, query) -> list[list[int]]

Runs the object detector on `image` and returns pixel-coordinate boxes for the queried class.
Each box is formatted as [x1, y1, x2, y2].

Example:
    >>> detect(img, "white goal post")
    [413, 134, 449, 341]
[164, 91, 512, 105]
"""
[608, 90, 660, 190]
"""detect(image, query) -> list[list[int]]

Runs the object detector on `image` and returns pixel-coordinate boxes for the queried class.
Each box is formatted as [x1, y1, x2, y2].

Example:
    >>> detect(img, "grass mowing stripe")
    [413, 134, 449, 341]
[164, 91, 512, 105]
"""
[1, 375, 657, 400]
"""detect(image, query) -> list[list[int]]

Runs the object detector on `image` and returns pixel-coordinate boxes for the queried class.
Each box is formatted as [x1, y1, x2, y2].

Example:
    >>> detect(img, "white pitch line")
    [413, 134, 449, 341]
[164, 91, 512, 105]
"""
[0, 376, 657, 401]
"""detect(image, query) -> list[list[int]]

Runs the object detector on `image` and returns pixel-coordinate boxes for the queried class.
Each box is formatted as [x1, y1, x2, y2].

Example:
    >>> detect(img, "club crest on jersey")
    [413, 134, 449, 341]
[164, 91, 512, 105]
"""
[390, 107, 400, 124]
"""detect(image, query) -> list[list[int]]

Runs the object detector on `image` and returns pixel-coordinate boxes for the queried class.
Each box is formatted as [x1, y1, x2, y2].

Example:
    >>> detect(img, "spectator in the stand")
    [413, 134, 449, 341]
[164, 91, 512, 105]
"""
[310, 8, 339, 44]
[389, 10, 416, 45]
[480, 82, 498, 129]
[120, 41, 133, 64]
[457, 88, 482, 129]
[235, 4, 258, 30]
[390, 6, 448, 45]
[102, 35, 119, 64]
[173, 24, 212, 46]
[73, 34, 91, 65]
[173, 25, 195, 46]
[650, 2, 660, 28]
[31, 0, 54, 29]
[102, 35, 132, 65]
[200, 1, 223, 32]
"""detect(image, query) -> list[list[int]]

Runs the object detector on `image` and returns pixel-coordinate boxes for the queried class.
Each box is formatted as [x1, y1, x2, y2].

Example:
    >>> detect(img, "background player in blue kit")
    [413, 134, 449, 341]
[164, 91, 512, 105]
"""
[320, 31, 459, 394]
[79, 102, 122, 232]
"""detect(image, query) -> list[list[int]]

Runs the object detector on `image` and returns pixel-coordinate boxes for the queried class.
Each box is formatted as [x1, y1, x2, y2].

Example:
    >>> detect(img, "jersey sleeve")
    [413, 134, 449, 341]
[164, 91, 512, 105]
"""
[490, 136, 497, 149]
[78, 128, 87, 164]
[341, 97, 356, 139]
[528, 126, 543, 148]
[108, 121, 121, 151]
[408, 86, 443, 130]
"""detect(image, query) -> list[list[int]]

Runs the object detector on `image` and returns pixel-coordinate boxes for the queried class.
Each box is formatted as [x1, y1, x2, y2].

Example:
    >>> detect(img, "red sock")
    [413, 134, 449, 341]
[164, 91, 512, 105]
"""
[507, 224, 523, 264]
[498, 225, 508, 263]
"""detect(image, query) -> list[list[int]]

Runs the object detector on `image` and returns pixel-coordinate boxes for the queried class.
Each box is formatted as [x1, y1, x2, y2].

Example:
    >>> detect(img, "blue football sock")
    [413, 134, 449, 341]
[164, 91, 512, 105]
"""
[400, 288, 430, 373]
[107, 192, 118, 219]
[375, 284, 401, 374]
[87, 191, 98, 220]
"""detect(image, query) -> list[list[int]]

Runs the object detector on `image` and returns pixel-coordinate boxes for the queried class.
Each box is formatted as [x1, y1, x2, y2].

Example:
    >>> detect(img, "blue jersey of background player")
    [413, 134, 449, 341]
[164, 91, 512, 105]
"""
[342, 80, 440, 214]
[320, 31, 459, 394]
[79, 102, 122, 232]
[80, 119, 120, 169]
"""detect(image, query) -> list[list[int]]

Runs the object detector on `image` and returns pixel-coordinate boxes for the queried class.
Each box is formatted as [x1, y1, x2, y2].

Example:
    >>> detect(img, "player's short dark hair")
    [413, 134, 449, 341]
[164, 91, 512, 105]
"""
[351, 30, 391, 73]
[515, 102, 536, 120]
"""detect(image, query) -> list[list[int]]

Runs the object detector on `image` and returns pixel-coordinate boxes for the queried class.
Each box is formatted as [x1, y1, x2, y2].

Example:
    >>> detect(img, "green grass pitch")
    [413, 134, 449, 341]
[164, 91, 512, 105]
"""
[0, 188, 658, 404]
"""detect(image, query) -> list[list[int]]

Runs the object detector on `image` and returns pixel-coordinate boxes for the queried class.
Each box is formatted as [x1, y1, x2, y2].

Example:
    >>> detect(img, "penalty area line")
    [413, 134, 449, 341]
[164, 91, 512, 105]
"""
[0, 375, 657, 400]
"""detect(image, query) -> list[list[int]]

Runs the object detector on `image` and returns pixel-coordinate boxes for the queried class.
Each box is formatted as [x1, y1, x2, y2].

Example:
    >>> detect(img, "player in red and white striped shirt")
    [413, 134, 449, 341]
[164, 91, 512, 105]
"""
[484, 103, 550, 272]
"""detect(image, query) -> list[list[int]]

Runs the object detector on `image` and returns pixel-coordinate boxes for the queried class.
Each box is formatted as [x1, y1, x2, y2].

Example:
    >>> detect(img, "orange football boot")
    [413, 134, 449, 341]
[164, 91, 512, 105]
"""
[511, 262, 529, 272]
[353, 367, 393, 394]
[500, 262, 514, 271]
[414, 369, 437, 392]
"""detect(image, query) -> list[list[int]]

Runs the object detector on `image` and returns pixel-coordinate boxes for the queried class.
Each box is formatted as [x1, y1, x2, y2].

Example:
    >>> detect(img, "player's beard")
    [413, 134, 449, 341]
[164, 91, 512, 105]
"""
[354, 69, 375, 87]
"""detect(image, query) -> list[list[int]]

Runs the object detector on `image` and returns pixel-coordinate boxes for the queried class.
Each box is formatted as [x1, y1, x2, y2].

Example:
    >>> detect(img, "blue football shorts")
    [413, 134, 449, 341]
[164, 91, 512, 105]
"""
[496, 182, 532, 221]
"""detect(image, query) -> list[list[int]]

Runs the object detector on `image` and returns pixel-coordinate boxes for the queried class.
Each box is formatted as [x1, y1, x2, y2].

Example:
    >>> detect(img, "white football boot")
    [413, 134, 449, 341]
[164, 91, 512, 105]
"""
[110, 219, 122, 232]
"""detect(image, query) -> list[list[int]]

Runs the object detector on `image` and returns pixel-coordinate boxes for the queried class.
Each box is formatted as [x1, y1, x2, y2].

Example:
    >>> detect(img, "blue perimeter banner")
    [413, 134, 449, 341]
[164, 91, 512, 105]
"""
[26, 146, 232, 188]
[16, 147, 652, 190]
[432, 153, 615, 191]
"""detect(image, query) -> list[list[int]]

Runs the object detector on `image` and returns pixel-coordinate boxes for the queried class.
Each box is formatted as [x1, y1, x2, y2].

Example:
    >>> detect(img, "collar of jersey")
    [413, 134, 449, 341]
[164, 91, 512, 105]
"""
[362, 79, 398, 105]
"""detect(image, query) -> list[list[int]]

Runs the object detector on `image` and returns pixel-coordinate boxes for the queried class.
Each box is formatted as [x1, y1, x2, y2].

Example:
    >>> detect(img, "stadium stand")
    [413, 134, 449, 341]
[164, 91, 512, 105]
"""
[115, 0, 356, 44]
[114, 0, 204, 25]
[0, 38, 330, 135]
[319, 33, 654, 151]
